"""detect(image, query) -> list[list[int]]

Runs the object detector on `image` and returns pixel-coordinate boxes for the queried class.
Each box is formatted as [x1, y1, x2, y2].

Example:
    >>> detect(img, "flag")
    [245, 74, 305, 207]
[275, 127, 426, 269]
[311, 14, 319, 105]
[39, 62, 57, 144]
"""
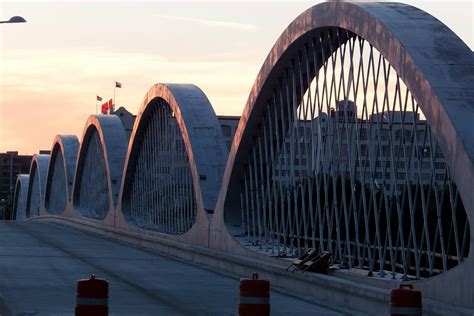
[101, 102, 108, 114]
[115, 81, 122, 88]
[96, 95, 103, 101]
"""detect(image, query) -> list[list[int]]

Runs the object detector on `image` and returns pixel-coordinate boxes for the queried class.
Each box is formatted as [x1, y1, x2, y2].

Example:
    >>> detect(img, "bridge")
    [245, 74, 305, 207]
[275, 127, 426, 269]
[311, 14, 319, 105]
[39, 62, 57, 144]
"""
[10, 2, 474, 315]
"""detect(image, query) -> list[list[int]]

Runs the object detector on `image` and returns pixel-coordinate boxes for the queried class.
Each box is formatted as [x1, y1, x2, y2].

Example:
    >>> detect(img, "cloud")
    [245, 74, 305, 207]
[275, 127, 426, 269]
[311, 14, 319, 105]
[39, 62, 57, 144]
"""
[0, 46, 256, 153]
[154, 14, 257, 32]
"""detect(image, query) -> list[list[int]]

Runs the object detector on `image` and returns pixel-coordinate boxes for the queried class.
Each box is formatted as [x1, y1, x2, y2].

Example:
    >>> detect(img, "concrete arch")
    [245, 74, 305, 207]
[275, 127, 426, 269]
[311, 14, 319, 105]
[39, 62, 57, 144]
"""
[116, 83, 228, 246]
[211, 2, 474, 308]
[72, 115, 128, 221]
[44, 135, 80, 215]
[25, 154, 50, 219]
[12, 174, 29, 221]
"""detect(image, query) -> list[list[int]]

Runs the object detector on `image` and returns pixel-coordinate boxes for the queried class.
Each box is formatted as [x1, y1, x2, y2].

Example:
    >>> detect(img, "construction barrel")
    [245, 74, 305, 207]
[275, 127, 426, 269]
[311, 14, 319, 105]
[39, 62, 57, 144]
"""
[238, 272, 270, 316]
[390, 284, 422, 316]
[75, 274, 109, 316]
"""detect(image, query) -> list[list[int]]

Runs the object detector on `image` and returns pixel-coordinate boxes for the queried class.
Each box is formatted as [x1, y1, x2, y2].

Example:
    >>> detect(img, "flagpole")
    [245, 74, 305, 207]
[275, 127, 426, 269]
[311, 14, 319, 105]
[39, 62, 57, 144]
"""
[113, 82, 116, 114]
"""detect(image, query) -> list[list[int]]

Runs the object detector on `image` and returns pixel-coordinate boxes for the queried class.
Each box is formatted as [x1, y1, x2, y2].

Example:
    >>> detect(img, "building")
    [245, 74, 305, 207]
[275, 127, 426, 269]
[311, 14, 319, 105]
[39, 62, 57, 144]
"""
[217, 115, 240, 151]
[111, 107, 136, 140]
[0, 151, 32, 218]
[272, 102, 448, 195]
[109, 109, 237, 150]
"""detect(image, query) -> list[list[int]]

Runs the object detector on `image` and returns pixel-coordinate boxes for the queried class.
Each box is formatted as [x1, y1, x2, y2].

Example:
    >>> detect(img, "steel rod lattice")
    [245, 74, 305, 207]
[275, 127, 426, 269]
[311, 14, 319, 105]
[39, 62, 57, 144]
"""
[123, 98, 196, 234]
[75, 131, 109, 219]
[26, 165, 41, 218]
[236, 28, 470, 279]
[45, 148, 67, 215]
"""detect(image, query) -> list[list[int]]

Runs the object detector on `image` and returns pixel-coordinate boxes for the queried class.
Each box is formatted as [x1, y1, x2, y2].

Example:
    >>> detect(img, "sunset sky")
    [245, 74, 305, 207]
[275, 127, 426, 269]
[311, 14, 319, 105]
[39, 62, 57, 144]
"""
[0, 0, 472, 154]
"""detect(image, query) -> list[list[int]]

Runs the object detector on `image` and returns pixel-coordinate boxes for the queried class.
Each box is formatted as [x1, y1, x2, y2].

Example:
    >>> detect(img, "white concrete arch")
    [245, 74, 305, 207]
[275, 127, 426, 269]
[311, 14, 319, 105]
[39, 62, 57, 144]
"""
[211, 1, 474, 308]
[25, 154, 50, 219]
[71, 115, 128, 222]
[116, 83, 228, 246]
[44, 135, 80, 215]
[12, 174, 29, 221]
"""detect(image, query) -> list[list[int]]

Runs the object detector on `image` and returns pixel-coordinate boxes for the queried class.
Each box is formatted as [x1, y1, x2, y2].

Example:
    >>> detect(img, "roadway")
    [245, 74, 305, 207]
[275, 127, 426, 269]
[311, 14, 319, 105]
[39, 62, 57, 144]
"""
[0, 221, 345, 315]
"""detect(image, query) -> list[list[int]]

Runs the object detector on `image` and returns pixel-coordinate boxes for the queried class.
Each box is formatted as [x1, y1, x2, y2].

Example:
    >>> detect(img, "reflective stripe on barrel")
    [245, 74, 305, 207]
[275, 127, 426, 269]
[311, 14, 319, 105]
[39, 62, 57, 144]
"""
[76, 297, 109, 306]
[389, 306, 422, 315]
[239, 296, 270, 305]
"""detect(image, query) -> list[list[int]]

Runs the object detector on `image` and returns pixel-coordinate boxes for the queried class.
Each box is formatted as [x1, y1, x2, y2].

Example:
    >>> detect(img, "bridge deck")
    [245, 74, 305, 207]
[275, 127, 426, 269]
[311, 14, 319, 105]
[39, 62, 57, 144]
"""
[0, 221, 343, 315]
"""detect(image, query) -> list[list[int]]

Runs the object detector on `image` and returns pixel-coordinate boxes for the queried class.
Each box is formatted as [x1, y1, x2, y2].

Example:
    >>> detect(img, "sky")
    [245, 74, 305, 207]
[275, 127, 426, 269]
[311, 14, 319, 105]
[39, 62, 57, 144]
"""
[0, 0, 472, 155]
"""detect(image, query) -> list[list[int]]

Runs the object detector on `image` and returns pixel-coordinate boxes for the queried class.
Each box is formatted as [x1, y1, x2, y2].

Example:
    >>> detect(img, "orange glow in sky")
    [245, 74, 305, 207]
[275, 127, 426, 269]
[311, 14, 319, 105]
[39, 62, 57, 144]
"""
[0, 1, 472, 154]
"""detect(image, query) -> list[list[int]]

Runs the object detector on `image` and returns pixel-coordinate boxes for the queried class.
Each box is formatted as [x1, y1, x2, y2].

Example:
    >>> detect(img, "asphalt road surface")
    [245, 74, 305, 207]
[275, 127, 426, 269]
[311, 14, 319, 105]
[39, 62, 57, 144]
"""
[0, 221, 345, 315]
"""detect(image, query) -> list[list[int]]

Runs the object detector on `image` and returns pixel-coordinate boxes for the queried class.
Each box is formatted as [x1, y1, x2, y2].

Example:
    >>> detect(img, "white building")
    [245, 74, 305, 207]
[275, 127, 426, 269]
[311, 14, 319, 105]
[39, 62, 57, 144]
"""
[217, 116, 240, 151]
[273, 101, 448, 194]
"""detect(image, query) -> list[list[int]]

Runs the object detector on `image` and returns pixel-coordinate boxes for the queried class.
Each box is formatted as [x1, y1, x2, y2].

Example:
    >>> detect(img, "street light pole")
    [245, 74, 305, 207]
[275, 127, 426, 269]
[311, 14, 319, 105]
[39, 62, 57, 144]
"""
[8, 153, 13, 220]
[1, 14, 26, 218]
[0, 16, 26, 24]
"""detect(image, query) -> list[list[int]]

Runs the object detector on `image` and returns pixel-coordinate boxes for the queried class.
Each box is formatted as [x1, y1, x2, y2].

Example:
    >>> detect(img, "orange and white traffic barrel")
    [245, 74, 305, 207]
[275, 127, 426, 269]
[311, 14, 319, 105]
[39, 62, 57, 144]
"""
[390, 284, 422, 315]
[239, 272, 270, 316]
[75, 274, 109, 316]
